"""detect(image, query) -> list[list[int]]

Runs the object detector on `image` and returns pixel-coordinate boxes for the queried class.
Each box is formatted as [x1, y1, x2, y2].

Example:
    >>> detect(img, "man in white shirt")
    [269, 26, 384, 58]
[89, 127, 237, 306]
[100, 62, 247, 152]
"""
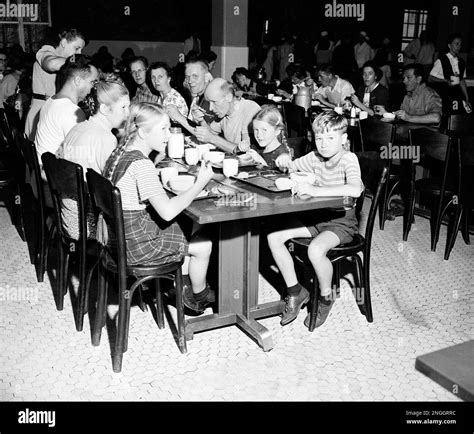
[315, 64, 355, 108]
[35, 55, 99, 170]
[354, 31, 374, 69]
[194, 78, 260, 153]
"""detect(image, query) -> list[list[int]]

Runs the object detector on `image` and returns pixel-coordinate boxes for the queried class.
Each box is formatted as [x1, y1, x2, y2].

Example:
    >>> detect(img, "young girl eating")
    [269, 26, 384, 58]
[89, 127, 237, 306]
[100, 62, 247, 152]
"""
[238, 104, 291, 169]
[102, 102, 215, 312]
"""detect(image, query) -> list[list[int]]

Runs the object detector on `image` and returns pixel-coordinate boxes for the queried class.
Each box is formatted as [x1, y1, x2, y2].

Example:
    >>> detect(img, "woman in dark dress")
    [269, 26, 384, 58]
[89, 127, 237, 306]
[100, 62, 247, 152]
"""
[350, 61, 390, 116]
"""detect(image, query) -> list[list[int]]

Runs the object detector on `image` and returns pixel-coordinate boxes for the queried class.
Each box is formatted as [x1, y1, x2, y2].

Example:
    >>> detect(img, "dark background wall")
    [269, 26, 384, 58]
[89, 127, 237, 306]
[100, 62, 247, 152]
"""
[51, 0, 212, 45]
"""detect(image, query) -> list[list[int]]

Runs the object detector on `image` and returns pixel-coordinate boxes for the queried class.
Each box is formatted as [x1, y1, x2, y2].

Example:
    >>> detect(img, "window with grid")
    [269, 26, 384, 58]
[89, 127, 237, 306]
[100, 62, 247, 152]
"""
[401, 9, 428, 51]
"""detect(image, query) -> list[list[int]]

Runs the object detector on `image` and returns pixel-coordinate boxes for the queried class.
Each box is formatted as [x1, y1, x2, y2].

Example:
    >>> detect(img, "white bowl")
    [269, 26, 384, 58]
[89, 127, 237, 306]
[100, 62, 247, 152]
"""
[275, 178, 294, 191]
[204, 151, 225, 163]
[169, 175, 195, 192]
[382, 112, 396, 119]
[290, 171, 316, 185]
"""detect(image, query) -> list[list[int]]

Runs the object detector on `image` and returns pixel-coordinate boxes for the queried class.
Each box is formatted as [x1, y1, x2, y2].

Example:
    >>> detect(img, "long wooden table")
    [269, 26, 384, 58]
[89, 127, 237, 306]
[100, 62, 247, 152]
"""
[182, 174, 352, 351]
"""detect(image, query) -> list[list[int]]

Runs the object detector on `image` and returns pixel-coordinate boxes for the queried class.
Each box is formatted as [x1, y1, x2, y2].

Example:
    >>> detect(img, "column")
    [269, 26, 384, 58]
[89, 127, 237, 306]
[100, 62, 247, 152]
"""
[211, 0, 248, 81]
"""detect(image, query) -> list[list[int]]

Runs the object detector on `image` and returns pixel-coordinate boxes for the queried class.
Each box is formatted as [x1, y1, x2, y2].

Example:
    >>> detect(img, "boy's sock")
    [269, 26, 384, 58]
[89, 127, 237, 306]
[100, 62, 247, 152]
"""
[194, 286, 209, 302]
[287, 283, 304, 297]
[319, 288, 334, 303]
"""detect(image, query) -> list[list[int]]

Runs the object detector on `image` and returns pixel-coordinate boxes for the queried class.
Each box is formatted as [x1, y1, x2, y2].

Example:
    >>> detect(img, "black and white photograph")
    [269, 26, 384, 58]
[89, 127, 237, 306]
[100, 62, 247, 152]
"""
[0, 0, 473, 429]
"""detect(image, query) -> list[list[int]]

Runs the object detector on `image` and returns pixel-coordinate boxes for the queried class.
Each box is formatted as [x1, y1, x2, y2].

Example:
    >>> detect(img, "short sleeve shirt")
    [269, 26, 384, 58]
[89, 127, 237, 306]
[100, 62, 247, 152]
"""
[35, 97, 86, 160]
[316, 76, 355, 106]
[160, 88, 189, 117]
[115, 154, 167, 210]
[59, 116, 117, 175]
[399, 83, 442, 117]
[210, 98, 260, 144]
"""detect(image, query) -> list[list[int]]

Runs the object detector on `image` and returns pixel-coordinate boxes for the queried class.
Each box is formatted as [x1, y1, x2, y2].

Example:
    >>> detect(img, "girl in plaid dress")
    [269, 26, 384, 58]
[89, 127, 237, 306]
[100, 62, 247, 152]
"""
[102, 102, 215, 312]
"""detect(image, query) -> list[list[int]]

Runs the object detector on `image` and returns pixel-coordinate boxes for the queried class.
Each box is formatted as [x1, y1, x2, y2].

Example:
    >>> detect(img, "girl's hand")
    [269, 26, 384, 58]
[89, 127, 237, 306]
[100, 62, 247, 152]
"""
[195, 160, 214, 187]
[275, 153, 292, 171]
[238, 139, 251, 152]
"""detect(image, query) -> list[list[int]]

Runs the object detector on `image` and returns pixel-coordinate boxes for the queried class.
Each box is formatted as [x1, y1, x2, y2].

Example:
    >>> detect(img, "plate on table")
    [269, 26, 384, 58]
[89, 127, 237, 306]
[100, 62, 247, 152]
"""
[233, 170, 292, 192]
[163, 179, 237, 200]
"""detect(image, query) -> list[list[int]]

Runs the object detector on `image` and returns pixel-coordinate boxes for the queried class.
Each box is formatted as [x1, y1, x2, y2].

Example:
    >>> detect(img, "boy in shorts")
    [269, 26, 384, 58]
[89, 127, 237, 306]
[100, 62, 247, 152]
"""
[268, 111, 363, 328]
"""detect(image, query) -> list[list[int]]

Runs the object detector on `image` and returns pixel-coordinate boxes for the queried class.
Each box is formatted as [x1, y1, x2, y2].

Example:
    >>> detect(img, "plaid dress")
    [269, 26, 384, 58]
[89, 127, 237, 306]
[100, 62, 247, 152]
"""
[110, 150, 188, 266]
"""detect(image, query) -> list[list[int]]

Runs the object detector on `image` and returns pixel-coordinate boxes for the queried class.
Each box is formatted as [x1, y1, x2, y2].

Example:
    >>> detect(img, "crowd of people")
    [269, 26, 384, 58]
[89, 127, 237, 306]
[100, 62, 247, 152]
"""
[0, 25, 471, 328]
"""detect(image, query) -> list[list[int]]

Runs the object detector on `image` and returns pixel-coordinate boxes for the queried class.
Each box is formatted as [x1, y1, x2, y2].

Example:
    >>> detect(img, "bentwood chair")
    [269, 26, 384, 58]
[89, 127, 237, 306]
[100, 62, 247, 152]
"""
[18, 138, 55, 281]
[444, 114, 474, 255]
[402, 128, 460, 259]
[41, 153, 98, 329]
[0, 110, 26, 240]
[359, 117, 399, 230]
[288, 154, 388, 330]
[86, 169, 187, 373]
[282, 102, 308, 137]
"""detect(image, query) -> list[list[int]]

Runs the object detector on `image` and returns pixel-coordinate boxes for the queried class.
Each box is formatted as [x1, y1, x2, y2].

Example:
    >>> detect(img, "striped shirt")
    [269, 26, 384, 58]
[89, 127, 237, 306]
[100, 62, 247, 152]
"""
[115, 152, 167, 210]
[288, 150, 361, 189]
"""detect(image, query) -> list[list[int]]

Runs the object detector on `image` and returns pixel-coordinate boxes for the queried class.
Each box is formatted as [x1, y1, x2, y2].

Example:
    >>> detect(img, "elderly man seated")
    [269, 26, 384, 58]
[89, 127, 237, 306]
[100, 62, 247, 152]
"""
[166, 59, 213, 134]
[375, 63, 442, 125]
[194, 78, 260, 153]
[314, 64, 355, 108]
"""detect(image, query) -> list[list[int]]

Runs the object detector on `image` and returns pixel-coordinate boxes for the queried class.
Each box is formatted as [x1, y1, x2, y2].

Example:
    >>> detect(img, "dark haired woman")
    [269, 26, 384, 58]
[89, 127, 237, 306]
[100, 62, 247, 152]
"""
[147, 61, 188, 117]
[350, 61, 390, 116]
[25, 28, 86, 140]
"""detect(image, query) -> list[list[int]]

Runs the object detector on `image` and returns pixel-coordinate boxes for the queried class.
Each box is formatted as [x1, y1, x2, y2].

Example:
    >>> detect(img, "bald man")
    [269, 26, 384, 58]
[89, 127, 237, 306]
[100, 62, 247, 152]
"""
[194, 78, 260, 153]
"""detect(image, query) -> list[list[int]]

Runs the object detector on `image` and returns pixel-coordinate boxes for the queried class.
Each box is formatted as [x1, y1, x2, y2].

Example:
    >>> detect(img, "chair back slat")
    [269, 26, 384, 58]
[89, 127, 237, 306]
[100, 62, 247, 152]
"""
[359, 118, 395, 150]
[19, 138, 45, 207]
[446, 114, 474, 137]
[363, 165, 389, 251]
[282, 102, 307, 137]
[86, 169, 127, 276]
[0, 108, 15, 148]
[409, 128, 450, 162]
[41, 152, 87, 242]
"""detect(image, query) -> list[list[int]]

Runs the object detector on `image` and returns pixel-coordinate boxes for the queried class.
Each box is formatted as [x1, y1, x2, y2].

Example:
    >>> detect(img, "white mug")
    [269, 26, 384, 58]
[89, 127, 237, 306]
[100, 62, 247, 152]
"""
[267, 93, 275, 100]
[334, 106, 343, 115]
[223, 158, 239, 178]
[450, 75, 460, 85]
[160, 167, 179, 186]
[196, 144, 211, 160]
[185, 147, 199, 165]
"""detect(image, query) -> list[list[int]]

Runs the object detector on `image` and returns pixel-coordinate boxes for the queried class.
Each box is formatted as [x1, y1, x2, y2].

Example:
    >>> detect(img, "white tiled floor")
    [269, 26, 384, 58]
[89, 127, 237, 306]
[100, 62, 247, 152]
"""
[1, 201, 473, 401]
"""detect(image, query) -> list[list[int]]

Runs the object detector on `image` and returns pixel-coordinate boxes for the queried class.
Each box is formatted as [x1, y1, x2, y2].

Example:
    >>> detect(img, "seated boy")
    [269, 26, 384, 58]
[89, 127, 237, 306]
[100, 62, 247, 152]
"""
[269, 111, 363, 328]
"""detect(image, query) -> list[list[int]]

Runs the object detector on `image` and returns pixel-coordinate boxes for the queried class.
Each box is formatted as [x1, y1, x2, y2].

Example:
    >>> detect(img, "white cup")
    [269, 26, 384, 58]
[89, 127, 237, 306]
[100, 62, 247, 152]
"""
[196, 144, 211, 160]
[267, 93, 275, 100]
[223, 158, 239, 178]
[185, 147, 199, 165]
[334, 106, 343, 115]
[160, 167, 179, 186]
[450, 75, 460, 85]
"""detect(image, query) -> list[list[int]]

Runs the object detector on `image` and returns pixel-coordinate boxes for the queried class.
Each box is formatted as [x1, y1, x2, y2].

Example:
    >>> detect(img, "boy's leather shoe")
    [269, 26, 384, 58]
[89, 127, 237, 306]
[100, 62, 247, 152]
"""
[280, 287, 310, 326]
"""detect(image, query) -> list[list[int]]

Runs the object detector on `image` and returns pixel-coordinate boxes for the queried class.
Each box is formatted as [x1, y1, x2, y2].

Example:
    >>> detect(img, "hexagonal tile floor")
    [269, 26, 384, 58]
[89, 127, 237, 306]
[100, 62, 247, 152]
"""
[1, 199, 473, 401]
